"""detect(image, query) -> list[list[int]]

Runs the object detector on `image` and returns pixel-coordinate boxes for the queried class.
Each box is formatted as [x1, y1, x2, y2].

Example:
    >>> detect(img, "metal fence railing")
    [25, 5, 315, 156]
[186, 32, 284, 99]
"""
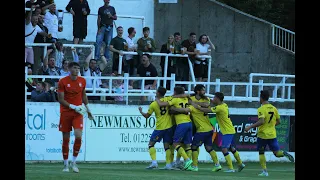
[272, 25, 295, 54]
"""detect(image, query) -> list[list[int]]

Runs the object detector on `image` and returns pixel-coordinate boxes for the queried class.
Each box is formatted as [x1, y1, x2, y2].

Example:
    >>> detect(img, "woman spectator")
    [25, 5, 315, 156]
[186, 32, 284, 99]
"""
[194, 34, 215, 82]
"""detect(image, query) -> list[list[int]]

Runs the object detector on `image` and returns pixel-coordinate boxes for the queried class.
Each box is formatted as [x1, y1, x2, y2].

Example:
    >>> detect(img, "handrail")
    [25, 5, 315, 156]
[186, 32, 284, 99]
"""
[272, 24, 295, 54]
[248, 73, 295, 102]
[26, 73, 295, 104]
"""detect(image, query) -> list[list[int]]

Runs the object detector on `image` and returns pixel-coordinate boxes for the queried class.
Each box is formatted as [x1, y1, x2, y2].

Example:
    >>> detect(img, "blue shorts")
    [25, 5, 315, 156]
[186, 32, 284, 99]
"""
[257, 138, 280, 152]
[221, 134, 235, 149]
[192, 131, 213, 147]
[172, 125, 177, 137]
[173, 122, 193, 144]
[150, 126, 174, 143]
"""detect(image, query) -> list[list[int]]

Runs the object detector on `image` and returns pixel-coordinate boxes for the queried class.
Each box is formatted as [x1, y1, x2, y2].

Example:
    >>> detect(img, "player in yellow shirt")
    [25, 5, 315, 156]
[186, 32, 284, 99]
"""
[139, 87, 174, 170]
[244, 90, 294, 176]
[194, 92, 245, 172]
[171, 85, 222, 172]
[156, 86, 194, 170]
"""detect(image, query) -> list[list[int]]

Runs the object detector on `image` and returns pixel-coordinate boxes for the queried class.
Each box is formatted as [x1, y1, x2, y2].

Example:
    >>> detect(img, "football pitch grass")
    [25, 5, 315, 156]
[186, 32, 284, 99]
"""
[25, 162, 295, 180]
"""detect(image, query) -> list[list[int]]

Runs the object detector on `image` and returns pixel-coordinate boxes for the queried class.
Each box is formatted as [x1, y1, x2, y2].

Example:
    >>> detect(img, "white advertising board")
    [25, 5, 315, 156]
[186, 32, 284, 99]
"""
[25, 102, 86, 161]
[25, 102, 295, 162]
[85, 104, 207, 161]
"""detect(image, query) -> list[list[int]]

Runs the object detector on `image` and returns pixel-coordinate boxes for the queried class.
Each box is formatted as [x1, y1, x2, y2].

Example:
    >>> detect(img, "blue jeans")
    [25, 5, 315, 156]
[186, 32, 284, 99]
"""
[95, 26, 113, 60]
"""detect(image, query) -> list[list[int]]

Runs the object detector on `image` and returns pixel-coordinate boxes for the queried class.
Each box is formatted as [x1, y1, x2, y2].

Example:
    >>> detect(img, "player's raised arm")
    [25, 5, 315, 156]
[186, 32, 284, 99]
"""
[192, 98, 210, 108]
[156, 98, 169, 107]
[170, 106, 190, 114]
[193, 100, 213, 113]
[138, 107, 152, 119]
[172, 94, 189, 98]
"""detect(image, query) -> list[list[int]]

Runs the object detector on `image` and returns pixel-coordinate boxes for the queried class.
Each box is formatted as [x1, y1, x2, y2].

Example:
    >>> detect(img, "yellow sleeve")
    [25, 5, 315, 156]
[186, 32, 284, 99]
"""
[147, 103, 155, 115]
[275, 108, 280, 119]
[258, 108, 265, 119]
[210, 106, 220, 113]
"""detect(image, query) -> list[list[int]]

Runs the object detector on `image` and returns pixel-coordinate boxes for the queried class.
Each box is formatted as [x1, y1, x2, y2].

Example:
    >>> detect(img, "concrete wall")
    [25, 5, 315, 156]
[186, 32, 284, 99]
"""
[154, 0, 295, 76]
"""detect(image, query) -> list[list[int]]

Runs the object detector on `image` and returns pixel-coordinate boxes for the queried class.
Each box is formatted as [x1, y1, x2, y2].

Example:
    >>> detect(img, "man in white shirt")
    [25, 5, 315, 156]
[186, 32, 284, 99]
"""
[44, 4, 61, 42]
[25, 8, 48, 70]
[194, 34, 215, 82]
[125, 27, 137, 79]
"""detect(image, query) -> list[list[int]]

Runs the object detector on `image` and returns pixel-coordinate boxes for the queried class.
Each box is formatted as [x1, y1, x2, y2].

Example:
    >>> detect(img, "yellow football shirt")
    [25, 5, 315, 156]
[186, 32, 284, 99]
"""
[168, 97, 191, 125]
[211, 103, 235, 135]
[257, 104, 280, 139]
[147, 96, 173, 130]
[189, 106, 213, 132]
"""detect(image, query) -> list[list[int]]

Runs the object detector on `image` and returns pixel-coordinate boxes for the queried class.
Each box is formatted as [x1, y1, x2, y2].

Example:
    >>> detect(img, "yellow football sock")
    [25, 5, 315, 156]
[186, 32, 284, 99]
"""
[259, 154, 267, 169]
[197, 147, 200, 154]
[192, 150, 199, 167]
[209, 150, 219, 165]
[275, 151, 284, 157]
[169, 145, 175, 163]
[224, 153, 234, 169]
[185, 148, 192, 159]
[149, 147, 156, 160]
[165, 148, 171, 165]
[175, 145, 189, 161]
[232, 151, 243, 165]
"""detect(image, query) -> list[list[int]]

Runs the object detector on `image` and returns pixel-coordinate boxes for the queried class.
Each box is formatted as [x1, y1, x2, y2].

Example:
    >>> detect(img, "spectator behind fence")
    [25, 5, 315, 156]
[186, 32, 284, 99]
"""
[109, 26, 126, 75]
[160, 35, 176, 90]
[194, 34, 215, 82]
[178, 32, 198, 88]
[41, 49, 61, 87]
[25, 0, 47, 9]
[25, 8, 49, 71]
[44, 3, 61, 43]
[31, 81, 55, 102]
[35, 15, 48, 43]
[83, 48, 108, 89]
[137, 54, 158, 102]
[95, 0, 117, 60]
[66, 0, 90, 44]
[125, 27, 138, 80]
[52, 42, 65, 68]
[59, 48, 80, 76]
[137, 27, 156, 54]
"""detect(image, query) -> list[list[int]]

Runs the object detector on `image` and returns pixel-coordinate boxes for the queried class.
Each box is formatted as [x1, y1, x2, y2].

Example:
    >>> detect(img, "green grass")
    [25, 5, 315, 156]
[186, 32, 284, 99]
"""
[25, 162, 295, 180]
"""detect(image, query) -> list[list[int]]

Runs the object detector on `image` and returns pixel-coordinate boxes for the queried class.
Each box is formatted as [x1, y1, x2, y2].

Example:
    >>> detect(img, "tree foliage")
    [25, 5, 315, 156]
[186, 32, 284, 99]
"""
[217, 0, 295, 31]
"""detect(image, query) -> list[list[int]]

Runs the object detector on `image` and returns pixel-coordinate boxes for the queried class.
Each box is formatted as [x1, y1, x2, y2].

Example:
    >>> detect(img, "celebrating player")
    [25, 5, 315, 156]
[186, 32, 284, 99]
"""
[194, 92, 245, 172]
[138, 87, 175, 170]
[57, 62, 94, 173]
[171, 85, 222, 172]
[244, 90, 294, 176]
[156, 86, 194, 170]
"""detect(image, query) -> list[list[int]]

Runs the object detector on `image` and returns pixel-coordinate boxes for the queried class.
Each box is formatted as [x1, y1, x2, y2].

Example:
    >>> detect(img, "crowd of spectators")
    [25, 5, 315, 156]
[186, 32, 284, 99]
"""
[25, 0, 215, 102]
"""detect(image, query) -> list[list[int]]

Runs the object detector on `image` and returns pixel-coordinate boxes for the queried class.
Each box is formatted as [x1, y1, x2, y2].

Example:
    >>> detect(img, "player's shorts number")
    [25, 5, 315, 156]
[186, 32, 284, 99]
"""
[160, 107, 167, 115]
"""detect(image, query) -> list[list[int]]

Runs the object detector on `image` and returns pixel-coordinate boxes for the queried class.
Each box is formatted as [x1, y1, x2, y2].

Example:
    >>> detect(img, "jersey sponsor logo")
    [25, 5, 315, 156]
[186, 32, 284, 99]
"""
[79, 83, 82, 87]
[67, 84, 71, 87]
[146, 71, 151, 76]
